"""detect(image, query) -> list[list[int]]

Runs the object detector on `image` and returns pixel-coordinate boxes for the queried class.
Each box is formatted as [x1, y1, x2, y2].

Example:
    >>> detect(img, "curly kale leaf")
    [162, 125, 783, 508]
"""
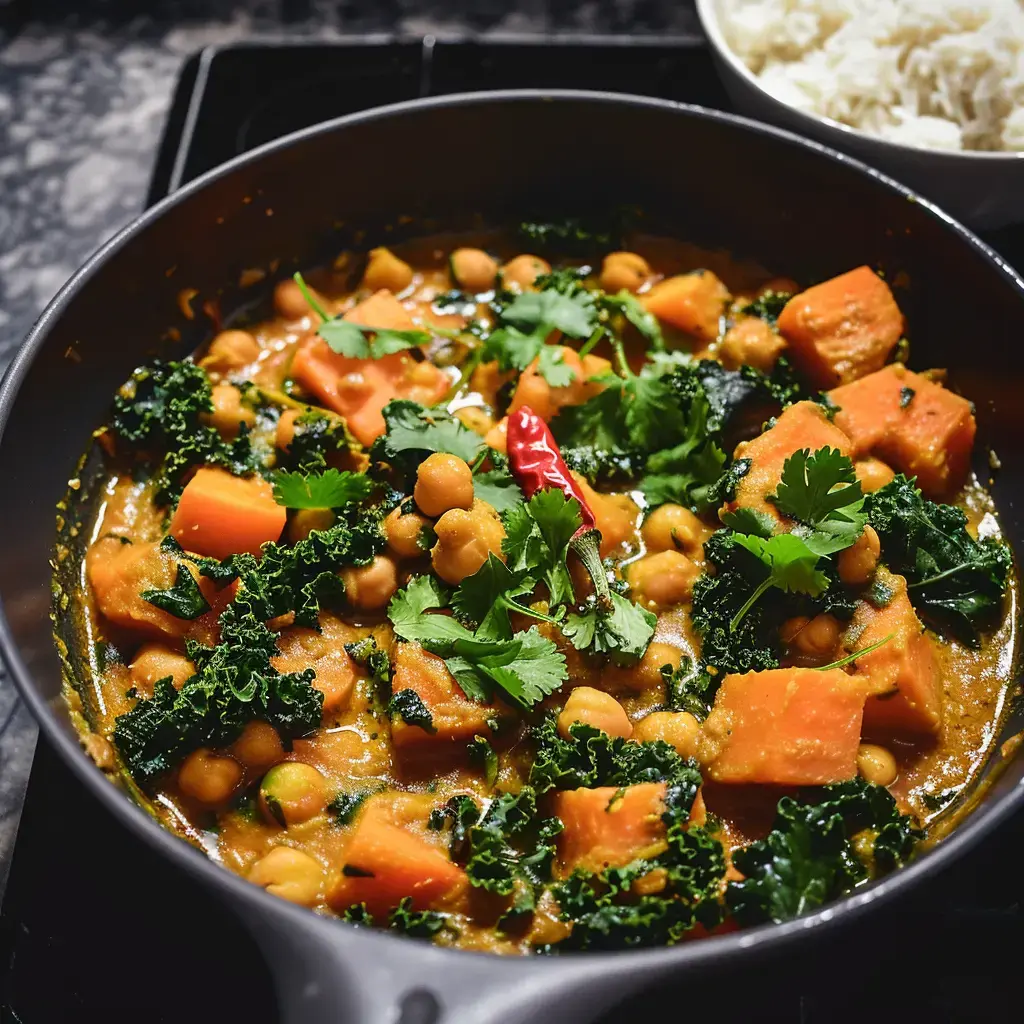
[726, 778, 922, 926]
[866, 475, 1011, 645]
[279, 409, 351, 474]
[529, 717, 702, 803]
[111, 360, 259, 503]
[141, 564, 211, 620]
[517, 216, 618, 256]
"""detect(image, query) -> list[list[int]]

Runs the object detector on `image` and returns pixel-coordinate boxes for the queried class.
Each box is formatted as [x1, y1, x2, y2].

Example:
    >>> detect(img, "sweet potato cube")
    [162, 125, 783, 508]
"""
[777, 266, 903, 387]
[555, 782, 668, 874]
[390, 642, 493, 751]
[327, 816, 467, 917]
[847, 571, 942, 736]
[169, 467, 286, 560]
[290, 289, 447, 447]
[642, 271, 729, 342]
[829, 364, 975, 498]
[728, 401, 854, 524]
[702, 668, 868, 785]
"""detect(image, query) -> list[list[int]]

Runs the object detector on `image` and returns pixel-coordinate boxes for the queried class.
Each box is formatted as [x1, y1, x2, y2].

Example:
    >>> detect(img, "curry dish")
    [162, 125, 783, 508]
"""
[63, 224, 1016, 953]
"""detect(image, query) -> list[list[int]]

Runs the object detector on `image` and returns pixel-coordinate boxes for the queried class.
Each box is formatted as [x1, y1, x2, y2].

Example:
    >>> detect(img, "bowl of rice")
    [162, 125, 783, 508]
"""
[696, 0, 1024, 229]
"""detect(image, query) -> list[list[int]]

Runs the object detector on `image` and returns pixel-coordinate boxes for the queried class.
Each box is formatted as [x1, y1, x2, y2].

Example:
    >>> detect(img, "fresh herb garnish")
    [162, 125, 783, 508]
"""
[370, 400, 482, 479]
[272, 468, 375, 510]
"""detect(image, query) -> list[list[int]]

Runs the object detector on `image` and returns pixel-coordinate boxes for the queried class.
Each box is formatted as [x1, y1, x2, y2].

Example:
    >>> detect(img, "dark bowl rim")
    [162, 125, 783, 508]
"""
[3, 87, 1024, 974]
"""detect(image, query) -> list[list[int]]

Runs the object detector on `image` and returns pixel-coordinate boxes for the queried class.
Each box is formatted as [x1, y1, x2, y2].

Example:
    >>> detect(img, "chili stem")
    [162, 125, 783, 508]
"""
[570, 529, 612, 611]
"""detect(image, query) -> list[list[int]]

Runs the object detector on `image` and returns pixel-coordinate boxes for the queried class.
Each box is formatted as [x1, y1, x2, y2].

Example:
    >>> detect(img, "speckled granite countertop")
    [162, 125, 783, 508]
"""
[0, 0, 698, 890]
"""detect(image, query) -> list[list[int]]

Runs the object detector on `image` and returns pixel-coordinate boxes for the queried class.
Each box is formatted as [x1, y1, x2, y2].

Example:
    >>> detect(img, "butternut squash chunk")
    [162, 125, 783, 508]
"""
[701, 667, 868, 785]
[829, 364, 975, 498]
[642, 271, 729, 342]
[777, 266, 903, 387]
[728, 401, 854, 524]
[390, 642, 493, 751]
[169, 467, 286, 560]
[846, 570, 942, 736]
[327, 816, 467, 917]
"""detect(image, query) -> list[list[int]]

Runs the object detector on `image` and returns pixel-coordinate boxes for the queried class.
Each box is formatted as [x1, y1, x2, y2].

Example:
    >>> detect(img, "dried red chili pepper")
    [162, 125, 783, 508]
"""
[506, 405, 612, 609]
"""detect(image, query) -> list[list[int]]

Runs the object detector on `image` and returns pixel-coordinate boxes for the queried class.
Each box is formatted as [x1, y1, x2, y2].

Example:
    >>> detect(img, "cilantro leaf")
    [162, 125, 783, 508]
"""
[370, 400, 482, 477]
[388, 575, 473, 645]
[451, 553, 549, 641]
[720, 507, 775, 538]
[318, 319, 431, 360]
[600, 291, 664, 352]
[141, 564, 211, 620]
[563, 592, 656, 665]
[503, 289, 597, 340]
[770, 447, 865, 529]
[272, 468, 375, 509]
[732, 533, 830, 600]
[471, 466, 524, 512]
[536, 345, 576, 388]
[501, 490, 581, 608]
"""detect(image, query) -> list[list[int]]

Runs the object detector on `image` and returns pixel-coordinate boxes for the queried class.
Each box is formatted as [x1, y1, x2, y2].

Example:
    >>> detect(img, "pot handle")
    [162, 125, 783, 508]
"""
[237, 901, 647, 1024]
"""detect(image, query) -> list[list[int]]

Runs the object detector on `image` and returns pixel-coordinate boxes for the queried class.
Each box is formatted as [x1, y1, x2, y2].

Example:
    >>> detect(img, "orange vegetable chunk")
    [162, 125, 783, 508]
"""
[327, 816, 467, 917]
[777, 266, 903, 387]
[555, 782, 669, 874]
[829, 364, 976, 498]
[642, 271, 729, 341]
[390, 642, 493, 751]
[290, 289, 448, 446]
[169, 467, 286, 560]
[86, 537, 230, 643]
[702, 667, 868, 785]
[728, 401, 853, 524]
[846, 571, 942, 736]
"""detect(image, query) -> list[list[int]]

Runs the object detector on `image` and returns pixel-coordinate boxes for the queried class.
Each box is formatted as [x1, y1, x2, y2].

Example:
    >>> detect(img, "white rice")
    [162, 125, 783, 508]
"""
[717, 0, 1024, 151]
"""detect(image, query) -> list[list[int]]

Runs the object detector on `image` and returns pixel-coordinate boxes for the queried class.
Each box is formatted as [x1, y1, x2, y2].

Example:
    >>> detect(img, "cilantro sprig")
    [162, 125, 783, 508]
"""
[272, 468, 375, 509]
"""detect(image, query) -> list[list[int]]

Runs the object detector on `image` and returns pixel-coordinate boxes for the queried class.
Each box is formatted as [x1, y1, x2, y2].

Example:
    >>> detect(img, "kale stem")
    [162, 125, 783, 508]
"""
[907, 562, 974, 590]
[729, 577, 772, 633]
[292, 271, 332, 323]
[577, 326, 605, 359]
[814, 633, 895, 671]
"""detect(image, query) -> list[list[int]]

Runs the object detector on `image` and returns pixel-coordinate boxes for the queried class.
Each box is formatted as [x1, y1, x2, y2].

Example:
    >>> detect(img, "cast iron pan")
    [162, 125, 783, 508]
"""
[2, 92, 1024, 1024]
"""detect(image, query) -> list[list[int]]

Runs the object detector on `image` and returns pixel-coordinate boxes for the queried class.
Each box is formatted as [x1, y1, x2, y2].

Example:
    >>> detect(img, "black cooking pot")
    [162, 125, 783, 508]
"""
[2, 92, 1023, 1024]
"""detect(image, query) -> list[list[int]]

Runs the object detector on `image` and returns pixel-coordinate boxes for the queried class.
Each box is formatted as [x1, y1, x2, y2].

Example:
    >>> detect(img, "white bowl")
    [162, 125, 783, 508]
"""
[695, 0, 1024, 230]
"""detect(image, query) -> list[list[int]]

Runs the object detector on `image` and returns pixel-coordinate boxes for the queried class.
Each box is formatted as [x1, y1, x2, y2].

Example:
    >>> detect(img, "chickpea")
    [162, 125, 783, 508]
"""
[200, 329, 260, 375]
[502, 254, 550, 292]
[231, 721, 285, 771]
[779, 616, 810, 645]
[431, 500, 505, 585]
[857, 743, 898, 787]
[455, 406, 494, 437]
[414, 452, 474, 517]
[129, 643, 195, 694]
[274, 278, 320, 321]
[203, 383, 255, 440]
[627, 550, 699, 607]
[787, 613, 841, 659]
[600, 252, 650, 294]
[449, 248, 499, 293]
[855, 457, 896, 494]
[178, 748, 243, 805]
[362, 247, 414, 294]
[341, 555, 399, 611]
[606, 641, 682, 692]
[719, 317, 786, 374]
[633, 711, 701, 759]
[259, 762, 328, 827]
[276, 408, 300, 451]
[558, 686, 632, 739]
[838, 525, 881, 586]
[384, 506, 431, 559]
[288, 508, 335, 545]
[249, 846, 324, 907]
[641, 504, 705, 557]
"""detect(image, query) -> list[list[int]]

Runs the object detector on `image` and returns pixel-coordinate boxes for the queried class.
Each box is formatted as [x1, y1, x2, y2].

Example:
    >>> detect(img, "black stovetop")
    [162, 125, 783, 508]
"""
[3, 36, 1023, 1024]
